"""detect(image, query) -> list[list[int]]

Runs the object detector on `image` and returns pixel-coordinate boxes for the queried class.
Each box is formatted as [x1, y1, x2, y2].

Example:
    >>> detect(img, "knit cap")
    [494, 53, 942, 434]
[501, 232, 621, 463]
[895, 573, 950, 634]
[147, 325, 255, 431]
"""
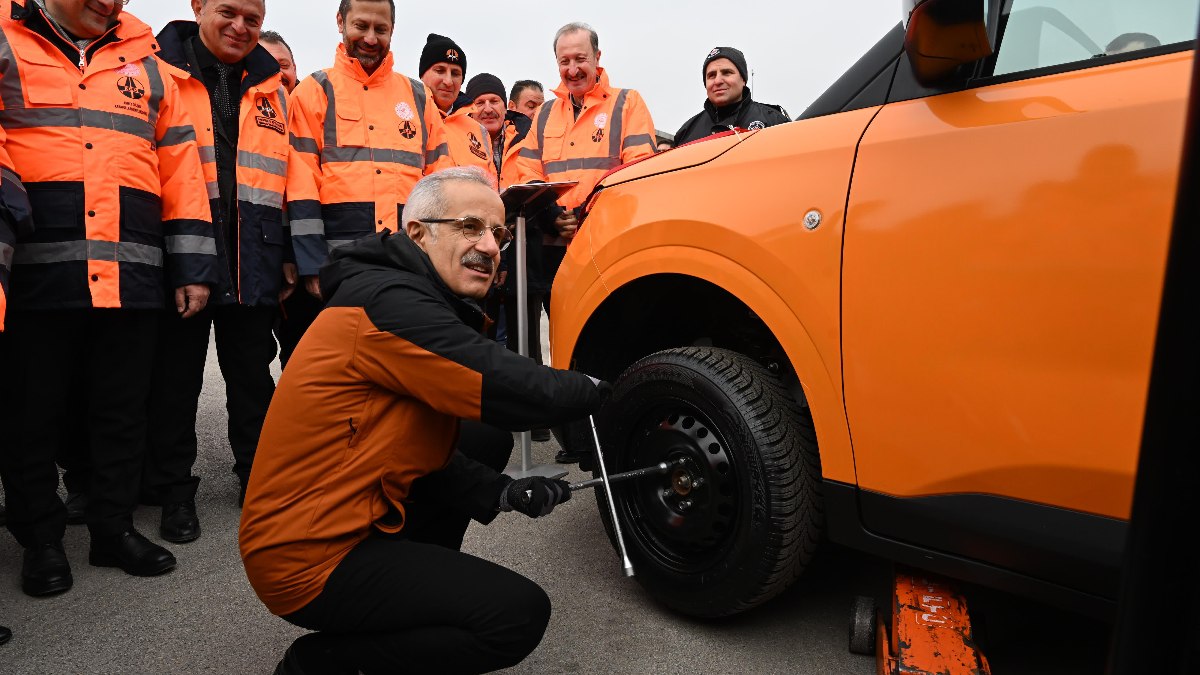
[702, 47, 748, 83]
[419, 33, 467, 78]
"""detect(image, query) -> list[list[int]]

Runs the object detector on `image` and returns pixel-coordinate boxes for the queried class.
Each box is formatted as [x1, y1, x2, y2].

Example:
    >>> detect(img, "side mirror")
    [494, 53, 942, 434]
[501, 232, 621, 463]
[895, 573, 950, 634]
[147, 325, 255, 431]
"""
[903, 0, 994, 86]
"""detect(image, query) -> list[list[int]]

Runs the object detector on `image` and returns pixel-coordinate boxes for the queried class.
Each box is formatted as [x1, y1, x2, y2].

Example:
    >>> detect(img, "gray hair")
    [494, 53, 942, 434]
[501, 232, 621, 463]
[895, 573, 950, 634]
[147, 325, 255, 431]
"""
[402, 167, 496, 240]
[553, 22, 599, 55]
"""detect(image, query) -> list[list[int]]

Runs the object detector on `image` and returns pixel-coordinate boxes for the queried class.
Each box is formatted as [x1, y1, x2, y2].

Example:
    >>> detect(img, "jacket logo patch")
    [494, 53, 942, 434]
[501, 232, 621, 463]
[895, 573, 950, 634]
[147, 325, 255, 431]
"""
[254, 96, 285, 134]
[395, 102, 414, 121]
[399, 121, 417, 139]
[468, 132, 487, 160]
[117, 76, 145, 100]
[747, 120, 765, 131]
[594, 113, 608, 129]
[117, 63, 142, 78]
[592, 128, 605, 143]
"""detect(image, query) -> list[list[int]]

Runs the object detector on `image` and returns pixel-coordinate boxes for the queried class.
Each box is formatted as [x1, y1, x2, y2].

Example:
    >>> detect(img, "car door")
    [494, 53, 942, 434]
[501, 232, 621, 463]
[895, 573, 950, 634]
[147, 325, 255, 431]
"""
[840, 0, 1197, 596]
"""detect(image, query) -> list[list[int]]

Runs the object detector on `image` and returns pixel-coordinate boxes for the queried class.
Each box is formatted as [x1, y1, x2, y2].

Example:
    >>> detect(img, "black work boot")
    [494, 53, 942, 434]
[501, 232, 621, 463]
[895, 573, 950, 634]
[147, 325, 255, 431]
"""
[21, 541, 73, 597]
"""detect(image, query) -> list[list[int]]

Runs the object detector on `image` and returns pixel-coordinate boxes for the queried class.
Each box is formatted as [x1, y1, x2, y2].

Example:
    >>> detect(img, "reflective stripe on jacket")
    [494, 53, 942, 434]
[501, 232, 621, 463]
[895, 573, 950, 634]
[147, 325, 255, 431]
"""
[156, 21, 290, 307]
[443, 105, 494, 175]
[286, 45, 452, 277]
[0, 3, 216, 311]
[512, 68, 656, 209]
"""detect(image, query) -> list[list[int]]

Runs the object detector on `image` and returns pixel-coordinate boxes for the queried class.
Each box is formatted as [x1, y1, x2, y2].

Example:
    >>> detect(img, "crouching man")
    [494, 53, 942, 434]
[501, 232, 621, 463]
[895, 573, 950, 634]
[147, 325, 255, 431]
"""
[239, 166, 605, 675]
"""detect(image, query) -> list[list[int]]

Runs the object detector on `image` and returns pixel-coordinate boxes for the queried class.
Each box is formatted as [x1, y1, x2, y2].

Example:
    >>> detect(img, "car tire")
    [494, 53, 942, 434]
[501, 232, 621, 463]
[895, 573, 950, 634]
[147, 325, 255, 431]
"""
[594, 346, 822, 618]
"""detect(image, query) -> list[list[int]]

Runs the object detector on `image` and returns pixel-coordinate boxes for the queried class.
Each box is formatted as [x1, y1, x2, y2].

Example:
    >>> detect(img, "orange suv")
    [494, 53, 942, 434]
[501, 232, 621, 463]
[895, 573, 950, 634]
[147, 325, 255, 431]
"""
[550, 0, 1197, 618]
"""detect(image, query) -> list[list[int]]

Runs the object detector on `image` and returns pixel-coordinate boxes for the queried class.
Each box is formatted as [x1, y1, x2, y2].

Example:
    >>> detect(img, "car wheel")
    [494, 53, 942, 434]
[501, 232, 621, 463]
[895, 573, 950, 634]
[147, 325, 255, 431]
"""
[595, 346, 822, 617]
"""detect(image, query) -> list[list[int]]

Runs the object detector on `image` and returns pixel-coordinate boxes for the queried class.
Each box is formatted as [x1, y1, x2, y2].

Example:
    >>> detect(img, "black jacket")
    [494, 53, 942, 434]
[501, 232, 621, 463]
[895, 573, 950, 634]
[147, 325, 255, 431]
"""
[673, 88, 790, 146]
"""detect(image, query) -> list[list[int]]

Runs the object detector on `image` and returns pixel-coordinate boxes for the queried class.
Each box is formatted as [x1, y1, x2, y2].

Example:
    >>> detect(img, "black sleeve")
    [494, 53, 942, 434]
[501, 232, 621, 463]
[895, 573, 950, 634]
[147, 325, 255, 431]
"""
[360, 274, 602, 432]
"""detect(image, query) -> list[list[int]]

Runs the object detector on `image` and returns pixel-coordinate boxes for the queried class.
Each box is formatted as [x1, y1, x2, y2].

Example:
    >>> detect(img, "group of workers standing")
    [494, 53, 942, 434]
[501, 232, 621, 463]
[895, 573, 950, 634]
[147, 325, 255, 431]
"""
[0, 0, 791, 669]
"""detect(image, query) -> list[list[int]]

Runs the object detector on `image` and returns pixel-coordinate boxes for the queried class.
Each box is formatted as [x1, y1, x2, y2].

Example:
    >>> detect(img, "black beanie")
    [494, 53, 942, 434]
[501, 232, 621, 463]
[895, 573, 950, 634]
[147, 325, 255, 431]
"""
[465, 73, 506, 104]
[702, 47, 748, 84]
[419, 33, 467, 78]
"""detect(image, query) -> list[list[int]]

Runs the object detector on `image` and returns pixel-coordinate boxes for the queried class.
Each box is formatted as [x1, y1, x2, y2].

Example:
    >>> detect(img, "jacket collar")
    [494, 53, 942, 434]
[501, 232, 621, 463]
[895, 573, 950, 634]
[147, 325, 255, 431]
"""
[156, 20, 281, 92]
[553, 67, 613, 108]
[333, 43, 395, 86]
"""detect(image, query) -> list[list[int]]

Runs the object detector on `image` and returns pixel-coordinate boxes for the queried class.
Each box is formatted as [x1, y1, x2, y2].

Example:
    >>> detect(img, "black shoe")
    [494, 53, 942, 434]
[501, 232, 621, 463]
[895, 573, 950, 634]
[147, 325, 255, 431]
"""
[21, 542, 72, 597]
[89, 530, 176, 576]
[0, 624, 11, 645]
[160, 501, 201, 543]
[554, 448, 589, 464]
[531, 428, 551, 442]
[64, 492, 88, 525]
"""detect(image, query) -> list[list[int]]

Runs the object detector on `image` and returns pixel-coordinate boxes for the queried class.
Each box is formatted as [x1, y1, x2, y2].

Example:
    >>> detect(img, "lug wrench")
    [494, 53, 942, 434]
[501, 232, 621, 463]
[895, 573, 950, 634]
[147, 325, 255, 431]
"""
[568, 460, 677, 492]
[588, 414, 636, 577]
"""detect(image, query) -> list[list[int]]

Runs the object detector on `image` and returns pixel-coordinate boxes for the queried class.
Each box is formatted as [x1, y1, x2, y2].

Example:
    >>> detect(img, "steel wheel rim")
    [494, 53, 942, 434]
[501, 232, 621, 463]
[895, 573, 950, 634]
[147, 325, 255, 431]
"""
[616, 399, 741, 574]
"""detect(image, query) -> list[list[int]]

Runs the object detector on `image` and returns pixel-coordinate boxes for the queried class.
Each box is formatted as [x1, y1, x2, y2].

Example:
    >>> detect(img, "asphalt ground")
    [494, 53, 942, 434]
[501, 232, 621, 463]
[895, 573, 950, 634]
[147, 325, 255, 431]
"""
[0, 331, 1112, 674]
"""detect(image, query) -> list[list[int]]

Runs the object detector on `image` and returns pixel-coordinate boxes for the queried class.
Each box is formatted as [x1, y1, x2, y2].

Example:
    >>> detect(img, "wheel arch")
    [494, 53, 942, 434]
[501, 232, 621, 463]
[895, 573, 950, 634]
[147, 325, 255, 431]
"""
[558, 256, 856, 486]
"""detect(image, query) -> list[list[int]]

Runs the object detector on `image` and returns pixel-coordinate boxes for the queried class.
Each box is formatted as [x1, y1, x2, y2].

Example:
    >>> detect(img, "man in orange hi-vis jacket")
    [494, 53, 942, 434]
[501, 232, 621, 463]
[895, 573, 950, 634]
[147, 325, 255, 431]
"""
[511, 21, 656, 462]
[285, 0, 451, 303]
[418, 33, 494, 175]
[0, 0, 216, 597]
[143, 0, 291, 543]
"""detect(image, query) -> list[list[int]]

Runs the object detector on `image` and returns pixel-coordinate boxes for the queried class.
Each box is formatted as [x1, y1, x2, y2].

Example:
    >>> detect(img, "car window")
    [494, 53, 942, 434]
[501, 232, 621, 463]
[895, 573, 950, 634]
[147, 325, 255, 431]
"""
[994, 0, 1198, 76]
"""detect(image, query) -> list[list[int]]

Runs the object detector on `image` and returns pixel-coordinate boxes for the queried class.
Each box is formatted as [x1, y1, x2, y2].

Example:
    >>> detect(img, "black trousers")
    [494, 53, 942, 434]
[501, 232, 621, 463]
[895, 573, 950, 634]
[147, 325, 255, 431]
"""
[502, 291, 544, 366]
[0, 309, 158, 545]
[279, 422, 543, 674]
[274, 290, 322, 368]
[144, 304, 277, 502]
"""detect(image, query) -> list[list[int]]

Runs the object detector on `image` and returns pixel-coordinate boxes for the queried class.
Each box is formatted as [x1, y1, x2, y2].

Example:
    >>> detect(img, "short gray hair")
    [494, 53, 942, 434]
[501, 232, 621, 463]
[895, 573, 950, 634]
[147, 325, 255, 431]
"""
[402, 167, 496, 239]
[553, 22, 599, 55]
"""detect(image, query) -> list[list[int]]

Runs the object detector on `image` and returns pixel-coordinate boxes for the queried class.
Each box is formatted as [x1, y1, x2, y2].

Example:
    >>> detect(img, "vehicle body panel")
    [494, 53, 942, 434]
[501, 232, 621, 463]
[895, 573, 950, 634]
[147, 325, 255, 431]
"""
[843, 52, 1188, 521]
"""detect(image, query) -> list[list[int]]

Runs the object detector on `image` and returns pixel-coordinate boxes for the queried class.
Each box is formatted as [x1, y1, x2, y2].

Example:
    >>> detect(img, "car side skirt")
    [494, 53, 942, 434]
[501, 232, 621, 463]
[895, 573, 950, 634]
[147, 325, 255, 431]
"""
[823, 480, 1122, 618]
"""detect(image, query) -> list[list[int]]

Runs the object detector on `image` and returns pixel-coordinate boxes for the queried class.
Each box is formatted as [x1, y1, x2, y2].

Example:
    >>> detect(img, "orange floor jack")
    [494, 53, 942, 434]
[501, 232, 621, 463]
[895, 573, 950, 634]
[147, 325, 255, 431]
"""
[851, 568, 991, 674]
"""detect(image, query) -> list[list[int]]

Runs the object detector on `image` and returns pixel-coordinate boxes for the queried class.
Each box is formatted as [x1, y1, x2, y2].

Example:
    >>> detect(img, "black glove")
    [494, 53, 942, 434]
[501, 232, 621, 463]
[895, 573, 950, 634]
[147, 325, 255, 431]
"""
[587, 375, 612, 406]
[498, 476, 572, 517]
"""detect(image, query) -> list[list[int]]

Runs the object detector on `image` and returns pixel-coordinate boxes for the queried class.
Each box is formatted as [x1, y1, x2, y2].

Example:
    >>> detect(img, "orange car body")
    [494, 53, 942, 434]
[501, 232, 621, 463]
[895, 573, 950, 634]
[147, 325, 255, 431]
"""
[550, 11, 1192, 613]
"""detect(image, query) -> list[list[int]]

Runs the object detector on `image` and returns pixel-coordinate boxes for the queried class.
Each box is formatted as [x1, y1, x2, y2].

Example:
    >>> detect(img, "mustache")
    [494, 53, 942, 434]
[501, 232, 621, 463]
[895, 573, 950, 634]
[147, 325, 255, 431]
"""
[461, 251, 495, 274]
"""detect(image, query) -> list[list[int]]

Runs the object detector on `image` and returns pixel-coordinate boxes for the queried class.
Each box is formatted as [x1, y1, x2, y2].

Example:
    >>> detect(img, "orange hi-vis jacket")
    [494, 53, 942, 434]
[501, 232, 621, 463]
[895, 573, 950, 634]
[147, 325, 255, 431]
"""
[156, 21, 290, 308]
[496, 110, 532, 190]
[286, 45, 452, 277]
[0, 3, 216, 311]
[443, 105, 494, 176]
[512, 68, 657, 209]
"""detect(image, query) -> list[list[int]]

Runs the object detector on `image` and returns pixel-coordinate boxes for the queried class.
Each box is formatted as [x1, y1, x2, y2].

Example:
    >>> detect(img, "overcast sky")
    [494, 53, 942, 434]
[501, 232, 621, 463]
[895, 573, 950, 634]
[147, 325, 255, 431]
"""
[130, 1, 902, 133]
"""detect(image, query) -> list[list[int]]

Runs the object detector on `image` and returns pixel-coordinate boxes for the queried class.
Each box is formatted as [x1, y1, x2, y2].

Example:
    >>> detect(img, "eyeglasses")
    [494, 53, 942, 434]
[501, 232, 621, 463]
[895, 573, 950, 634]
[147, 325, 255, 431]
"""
[418, 216, 513, 251]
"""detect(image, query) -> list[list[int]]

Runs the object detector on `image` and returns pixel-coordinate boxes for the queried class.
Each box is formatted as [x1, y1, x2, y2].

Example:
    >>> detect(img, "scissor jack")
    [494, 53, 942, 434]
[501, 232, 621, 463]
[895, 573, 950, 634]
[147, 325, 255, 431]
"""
[851, 568, 991, 674]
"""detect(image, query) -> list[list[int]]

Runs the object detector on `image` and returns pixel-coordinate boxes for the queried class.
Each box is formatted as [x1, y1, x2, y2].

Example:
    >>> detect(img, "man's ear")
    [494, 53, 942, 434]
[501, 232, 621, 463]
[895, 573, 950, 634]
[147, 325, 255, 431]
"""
[405, 220, 427, 248]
